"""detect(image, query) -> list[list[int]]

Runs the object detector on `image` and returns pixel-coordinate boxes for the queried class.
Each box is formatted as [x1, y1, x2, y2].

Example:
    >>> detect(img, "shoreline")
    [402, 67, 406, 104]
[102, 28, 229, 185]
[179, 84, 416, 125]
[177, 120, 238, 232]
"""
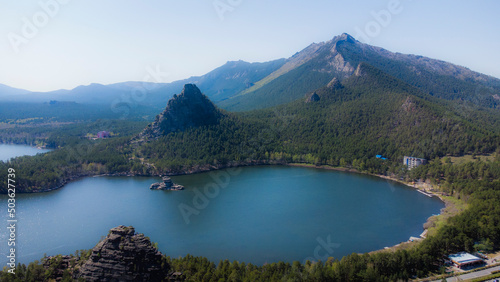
[26, 160, 451, 235]
[17, 161, 451, 209]
[287, 163, 452, 250]
[7, 160, 456, 262]
[21, 160, 283, 194]
[287, 162, 447, 202]
[0, 141, 51, 150]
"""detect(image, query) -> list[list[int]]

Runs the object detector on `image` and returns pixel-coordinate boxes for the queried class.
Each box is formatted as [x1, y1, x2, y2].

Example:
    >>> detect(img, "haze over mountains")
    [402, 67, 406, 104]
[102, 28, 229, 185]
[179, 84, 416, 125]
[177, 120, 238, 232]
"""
[1, 33, 499, 115]
[0, 59, 285, 110]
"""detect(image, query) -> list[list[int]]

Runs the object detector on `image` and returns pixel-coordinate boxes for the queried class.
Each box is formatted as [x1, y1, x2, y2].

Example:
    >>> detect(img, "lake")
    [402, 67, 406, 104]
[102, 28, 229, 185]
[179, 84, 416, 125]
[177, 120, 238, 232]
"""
[0, 144, 51, 162]
[0, 165, 444, 266]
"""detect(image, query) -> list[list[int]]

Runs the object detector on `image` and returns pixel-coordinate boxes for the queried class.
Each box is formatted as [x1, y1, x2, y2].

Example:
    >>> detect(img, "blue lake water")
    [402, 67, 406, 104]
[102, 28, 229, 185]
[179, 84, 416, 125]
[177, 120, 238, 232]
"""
[0, 164, 444, 266]
[0, 144, 51, 162]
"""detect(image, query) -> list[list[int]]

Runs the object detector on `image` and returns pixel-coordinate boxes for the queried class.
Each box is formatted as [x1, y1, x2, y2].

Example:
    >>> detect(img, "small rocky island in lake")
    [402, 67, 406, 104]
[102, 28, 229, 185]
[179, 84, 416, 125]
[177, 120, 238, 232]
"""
[150, 176, 184, 190]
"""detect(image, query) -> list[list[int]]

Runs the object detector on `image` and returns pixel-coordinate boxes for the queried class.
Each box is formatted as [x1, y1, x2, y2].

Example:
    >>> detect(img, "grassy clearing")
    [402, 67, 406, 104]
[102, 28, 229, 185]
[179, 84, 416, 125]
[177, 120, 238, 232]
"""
[441, 154, 495, 165]
[369, 240, 421, 255]
[487, 250, 500, 260]
[425, 195, 468, 237]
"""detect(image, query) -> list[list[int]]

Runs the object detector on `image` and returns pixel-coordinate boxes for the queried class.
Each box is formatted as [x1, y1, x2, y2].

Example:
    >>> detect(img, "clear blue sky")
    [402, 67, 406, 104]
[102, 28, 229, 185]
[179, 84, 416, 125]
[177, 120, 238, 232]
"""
[1, 0, 499, 92]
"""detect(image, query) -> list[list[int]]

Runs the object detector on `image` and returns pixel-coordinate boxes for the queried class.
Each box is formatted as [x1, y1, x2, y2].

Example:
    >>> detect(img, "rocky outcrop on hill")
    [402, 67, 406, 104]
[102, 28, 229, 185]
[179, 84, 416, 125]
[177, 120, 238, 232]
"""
[354, 63, 367, 77]
[42, 255, 77, 280]
[74, 225, 169, 281]
[326, 77, 342, 89]
[305, 92, 320, 103]
[138, 84, 221, 141]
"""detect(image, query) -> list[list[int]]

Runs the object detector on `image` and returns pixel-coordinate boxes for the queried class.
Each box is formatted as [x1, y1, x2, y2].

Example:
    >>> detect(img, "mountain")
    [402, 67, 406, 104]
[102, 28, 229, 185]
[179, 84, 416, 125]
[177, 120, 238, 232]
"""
[0, 83, 31, 98]
[134, 59, 286, 111]
[0, 60, 284, 106]
[0, 83, 153, 105]
[0, 59, 284, 123]
[37, 83, 134, 104]
[235, 41, 331, 97]
[182, 59, 286, 102]
[2, 33, 499, 115]
[273, 62, 499, 159]
[132, 66, 499, 175]
[3, 61, 499, 190]
[220, 33, 500, 111]
[138, 84, 222, 141]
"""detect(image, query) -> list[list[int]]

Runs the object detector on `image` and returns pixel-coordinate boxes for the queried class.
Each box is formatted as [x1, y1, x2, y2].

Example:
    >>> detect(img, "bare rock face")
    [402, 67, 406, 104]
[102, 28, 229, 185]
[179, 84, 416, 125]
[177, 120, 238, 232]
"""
[74, 225, 169, 281]
[139, 84, 221, 141]
[305, 92, 320, 103]
[326, 77, 342, 89]
[42, 255, 77, 280]
[401, 96, 418, 113]
[354, 63, 367, 77]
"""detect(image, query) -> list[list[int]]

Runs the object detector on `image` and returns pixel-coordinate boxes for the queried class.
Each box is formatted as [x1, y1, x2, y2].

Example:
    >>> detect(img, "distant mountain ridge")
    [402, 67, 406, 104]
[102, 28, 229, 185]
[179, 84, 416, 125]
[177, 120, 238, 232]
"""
[1, 33, 499, 114]
[0, 83, 31, 97]
[0, 59, 285, 109]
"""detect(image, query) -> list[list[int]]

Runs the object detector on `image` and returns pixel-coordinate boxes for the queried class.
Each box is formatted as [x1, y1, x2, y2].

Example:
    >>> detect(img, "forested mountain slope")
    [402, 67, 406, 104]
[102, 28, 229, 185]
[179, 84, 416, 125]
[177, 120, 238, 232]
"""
[2, 61, 499, 193]
[221, 33, 500, 111]
[137, 64, 499, 174]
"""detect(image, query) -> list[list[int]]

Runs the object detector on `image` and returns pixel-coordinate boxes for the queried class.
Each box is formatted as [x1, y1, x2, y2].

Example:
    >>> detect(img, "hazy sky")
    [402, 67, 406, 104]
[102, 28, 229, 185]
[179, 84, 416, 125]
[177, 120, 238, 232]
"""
[1, 0, 499, 92]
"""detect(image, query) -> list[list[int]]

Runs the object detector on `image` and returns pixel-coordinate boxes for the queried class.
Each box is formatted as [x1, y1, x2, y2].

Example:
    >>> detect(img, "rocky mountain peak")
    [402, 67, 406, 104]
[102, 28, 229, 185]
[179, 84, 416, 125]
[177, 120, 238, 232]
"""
[180, 83, 203, 98]
[329, 33, 357, 50]
[74, 225, 169, 281]
[336, 33, 356, 43]
[138, 84, 221, 141]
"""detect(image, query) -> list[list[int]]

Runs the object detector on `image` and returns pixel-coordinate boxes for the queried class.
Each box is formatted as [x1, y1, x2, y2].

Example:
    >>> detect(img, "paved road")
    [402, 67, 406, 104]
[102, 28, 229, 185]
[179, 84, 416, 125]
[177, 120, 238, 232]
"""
[434, 265, 500, 281]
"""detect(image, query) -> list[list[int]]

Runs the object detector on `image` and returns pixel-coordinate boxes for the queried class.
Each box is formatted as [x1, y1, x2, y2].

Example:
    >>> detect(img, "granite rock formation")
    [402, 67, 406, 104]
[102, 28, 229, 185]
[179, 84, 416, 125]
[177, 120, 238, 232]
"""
[74, 225, 169, 281]
[326, 77, 342, 89]
[305, 92, 320, 103]
[150, 176, 184, 190]
[139, 84, 221, 141]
